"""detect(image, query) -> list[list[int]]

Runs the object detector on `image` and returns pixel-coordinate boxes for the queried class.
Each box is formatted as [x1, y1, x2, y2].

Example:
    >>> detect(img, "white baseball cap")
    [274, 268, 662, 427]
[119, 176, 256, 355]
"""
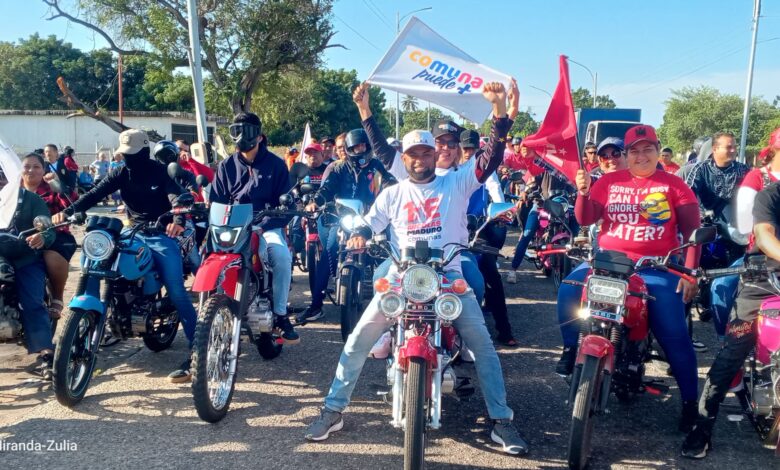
[116, 129, 150, 155]
[402, 130, 435, 153]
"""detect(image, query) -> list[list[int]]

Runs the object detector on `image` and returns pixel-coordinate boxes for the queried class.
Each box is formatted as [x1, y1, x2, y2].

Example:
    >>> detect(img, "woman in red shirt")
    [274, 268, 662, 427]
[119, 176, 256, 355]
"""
[21, 152, 78, 319]
[557, 125, 702, 432]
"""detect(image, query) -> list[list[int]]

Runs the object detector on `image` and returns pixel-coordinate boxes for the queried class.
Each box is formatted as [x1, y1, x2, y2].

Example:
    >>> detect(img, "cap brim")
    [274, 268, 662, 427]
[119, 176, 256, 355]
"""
[626, 138, 657, 149]
[115, 144, 139, 154]
[403, 143, 435, 153]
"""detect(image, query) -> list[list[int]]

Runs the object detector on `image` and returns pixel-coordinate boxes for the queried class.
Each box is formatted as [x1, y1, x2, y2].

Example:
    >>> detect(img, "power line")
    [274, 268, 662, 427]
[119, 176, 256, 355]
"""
[333, 14, 382, 51]
[361, 0, 393, 30]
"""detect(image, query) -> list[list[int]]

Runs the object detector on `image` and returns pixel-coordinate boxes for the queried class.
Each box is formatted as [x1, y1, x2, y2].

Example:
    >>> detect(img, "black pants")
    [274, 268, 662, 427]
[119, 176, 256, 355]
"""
[477, 224, 514, 340]
[696, 278, 769, 431]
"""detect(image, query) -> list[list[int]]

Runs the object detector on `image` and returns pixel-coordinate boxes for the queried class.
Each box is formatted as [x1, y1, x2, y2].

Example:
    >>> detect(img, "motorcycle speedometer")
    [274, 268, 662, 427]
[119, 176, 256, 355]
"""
[82, 230, 114, 261]
[402, 265, 440, 303]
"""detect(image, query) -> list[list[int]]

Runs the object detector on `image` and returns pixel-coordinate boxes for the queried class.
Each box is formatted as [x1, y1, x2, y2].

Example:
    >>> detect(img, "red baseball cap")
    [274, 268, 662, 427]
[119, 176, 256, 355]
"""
[304, 143, 323, 154]
[624, 124, 659, 150]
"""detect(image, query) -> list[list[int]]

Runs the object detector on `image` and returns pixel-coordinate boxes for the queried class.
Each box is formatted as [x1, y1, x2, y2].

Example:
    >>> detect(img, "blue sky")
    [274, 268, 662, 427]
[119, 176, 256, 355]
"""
[3, 0, 780, 127]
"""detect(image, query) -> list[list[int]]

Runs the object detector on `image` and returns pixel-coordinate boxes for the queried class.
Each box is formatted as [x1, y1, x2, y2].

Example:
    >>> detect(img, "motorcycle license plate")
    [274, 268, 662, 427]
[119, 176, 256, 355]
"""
[591, 309, 622, 323]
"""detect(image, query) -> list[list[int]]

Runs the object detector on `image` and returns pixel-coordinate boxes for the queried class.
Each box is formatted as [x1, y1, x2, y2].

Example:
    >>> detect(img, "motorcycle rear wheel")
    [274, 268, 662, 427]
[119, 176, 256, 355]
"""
[191, 294, 238, 423]
[306, 242, 320, 296]
[568, 354, 602, 470]
[53, 309, 100, 407]
[340, 269, 363, 343]
[143, 318, 179, 352]
[552, 254, 572, 289]
[404, 357, 427, 470]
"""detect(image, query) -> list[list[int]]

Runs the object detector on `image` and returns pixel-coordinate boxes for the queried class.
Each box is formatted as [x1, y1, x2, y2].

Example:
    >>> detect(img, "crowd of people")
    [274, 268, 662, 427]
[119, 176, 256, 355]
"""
[5, 78, 780, 462]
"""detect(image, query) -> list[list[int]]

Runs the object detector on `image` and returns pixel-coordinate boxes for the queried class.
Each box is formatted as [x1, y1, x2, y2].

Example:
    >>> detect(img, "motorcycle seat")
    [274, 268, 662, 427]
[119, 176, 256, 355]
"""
[593, 250, 634, 275]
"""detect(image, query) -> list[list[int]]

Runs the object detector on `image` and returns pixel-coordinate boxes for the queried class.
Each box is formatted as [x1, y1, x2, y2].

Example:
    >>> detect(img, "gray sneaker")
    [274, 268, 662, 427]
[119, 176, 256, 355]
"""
[491, 419, 529, 455]
[305, 408, 343, 441]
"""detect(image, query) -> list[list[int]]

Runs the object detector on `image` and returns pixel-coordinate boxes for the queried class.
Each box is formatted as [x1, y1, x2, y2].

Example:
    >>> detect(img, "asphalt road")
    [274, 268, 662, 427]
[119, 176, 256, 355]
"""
[0, 219, 775, 469]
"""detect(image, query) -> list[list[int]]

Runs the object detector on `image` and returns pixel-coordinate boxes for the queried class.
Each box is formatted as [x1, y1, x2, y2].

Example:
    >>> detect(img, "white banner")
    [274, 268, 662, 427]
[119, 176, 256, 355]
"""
[367, 17, 511, 124]
[0, 138, 22, 229]
[299, 122, 312, 165]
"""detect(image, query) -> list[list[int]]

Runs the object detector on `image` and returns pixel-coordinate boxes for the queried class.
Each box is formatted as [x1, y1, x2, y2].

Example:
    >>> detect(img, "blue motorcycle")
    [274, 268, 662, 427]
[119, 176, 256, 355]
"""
[53, 196, 202, 406]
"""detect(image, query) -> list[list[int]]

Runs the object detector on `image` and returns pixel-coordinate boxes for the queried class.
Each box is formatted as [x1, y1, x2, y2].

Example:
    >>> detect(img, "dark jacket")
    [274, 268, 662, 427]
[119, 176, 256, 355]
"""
[313, 158, 397, 209]
[684, 157, 750, 221]
[1, 189, 55, 268]
[211, 145, 292, 231]
[66, 160, 184, 226]
[47, 154, 79, 193]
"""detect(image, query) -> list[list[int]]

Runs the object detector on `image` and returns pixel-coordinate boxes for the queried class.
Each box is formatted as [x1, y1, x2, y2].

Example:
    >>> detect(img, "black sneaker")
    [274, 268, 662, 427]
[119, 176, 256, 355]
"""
[681, 425, 712, 459]
[275, 315, 300, 344]
[168, 358, 192, 383]
[295, 306, 324, 325]
[556, 347, 577, 376]
[679, 400, 698, 433]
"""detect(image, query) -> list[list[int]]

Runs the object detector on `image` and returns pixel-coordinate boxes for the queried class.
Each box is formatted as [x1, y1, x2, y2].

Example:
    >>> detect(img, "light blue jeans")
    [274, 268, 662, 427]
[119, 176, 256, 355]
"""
[323, 271, 513, 420]
[258, 228, 292, 316]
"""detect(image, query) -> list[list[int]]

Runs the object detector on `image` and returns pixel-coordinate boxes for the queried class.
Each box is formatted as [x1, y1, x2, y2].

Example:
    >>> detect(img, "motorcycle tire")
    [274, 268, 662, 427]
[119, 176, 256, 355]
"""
[191, 294, 239, 423]
[404, 357, 427, 470]
[568, 354, 602, 470]
[306, 242, 320, 296]
[340, 269, 363, 343]
[256, 332, 283, 360]
[143, 318, 179, 352]
[53, 309, 100, 407]
[553, 254, 572, 289]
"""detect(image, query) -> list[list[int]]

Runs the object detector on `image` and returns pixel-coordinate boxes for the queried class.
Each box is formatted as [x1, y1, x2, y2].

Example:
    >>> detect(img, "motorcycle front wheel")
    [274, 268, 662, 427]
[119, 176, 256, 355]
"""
[568, 354, 603, 470]
[339, 269, 363, 343]
[191, 294, 239, 423]
[404, 357, 427, 470]
[306, 241, 320, 296]
[53, 309, 101, 407]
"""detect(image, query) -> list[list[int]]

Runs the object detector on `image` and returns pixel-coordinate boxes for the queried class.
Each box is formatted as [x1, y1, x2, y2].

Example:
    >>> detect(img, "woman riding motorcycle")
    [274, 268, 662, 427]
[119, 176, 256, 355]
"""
[557, 124, 702, 432]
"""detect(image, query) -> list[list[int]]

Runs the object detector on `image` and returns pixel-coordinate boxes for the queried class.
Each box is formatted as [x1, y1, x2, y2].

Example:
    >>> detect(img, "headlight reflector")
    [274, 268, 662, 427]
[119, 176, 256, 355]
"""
[379, 293, 404, 318]
[434, 293, 462, 321]
[586, 277, 627, 305]
[402, 265, 439, 303]
[212, 226, 242, 247]
[82, 230, 114, 261]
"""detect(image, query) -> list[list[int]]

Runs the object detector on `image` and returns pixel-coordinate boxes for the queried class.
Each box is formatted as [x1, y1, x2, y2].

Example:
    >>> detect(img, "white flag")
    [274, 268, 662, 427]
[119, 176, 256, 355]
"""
[367, 17, 511, 124]
[299, 122, 312, 165]
[0, 138, 22, 229]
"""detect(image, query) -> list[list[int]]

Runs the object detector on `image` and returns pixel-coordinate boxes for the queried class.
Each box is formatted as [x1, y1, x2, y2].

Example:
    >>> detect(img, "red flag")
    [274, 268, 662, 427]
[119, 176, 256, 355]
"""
[523, 55, 580, 185]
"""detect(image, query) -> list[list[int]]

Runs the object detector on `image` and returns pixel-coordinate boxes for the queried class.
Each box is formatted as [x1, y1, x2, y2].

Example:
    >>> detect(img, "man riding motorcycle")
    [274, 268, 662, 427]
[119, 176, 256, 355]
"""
[209, 112, 299, 343]
[296, 129, 397, 323]
[53, 129, 198, 382]
[304, 82, 529, 456]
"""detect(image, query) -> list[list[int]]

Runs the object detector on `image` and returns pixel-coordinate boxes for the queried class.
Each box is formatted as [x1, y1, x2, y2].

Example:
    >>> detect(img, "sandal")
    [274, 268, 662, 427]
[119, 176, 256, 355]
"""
[496, 336, 519, 348]
[48, 300, 64, 320]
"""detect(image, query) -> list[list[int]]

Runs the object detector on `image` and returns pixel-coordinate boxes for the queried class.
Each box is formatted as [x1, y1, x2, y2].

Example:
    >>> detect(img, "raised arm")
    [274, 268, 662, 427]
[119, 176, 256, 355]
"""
[354, 82, 404, 175]
[473, 81, 512, 184]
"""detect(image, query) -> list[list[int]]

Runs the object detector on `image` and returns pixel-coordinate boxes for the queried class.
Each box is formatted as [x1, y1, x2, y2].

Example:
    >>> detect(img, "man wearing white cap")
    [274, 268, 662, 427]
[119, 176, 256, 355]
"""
[305, 83, 529, 455]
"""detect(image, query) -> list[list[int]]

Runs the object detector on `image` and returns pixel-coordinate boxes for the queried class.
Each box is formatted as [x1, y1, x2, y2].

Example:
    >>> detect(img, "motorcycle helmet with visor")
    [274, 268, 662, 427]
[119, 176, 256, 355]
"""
[344, 129, 371, 166]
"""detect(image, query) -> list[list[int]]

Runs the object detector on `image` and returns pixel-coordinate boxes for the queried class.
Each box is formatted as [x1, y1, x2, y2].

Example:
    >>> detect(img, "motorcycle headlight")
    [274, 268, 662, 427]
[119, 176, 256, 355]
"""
[340, 214, 357, 232]
[82, 230, 114, 261]
[211, 226, 242, 247]
[586, 277, 627, 306]
[402, 265, 440, 303]
[434, 293, 462, 321]
[379, 292, 404, 318]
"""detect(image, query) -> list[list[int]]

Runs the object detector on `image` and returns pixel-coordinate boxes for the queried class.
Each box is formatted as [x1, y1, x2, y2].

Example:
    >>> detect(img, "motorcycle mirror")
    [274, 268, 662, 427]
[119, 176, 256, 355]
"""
[291, 163, 310, 180]
[173, 193, 195, 208]
[195, 174, 209, 189]
[543, 199, 565, 219]
[279, 193, 293, 206]
[689, 226, 717, 245]
[509, 171, 525, 182]
[487, 202, 516, 223]
[33, 215, 53, 231]
[299, 183, 315, 195]
[190, 142, 214, 165]
[335, 198, 364, 216]
[48, 179, 63, 194]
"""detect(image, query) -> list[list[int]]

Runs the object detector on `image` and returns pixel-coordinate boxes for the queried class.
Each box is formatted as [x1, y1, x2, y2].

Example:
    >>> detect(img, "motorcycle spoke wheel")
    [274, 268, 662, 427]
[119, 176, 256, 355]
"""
[53, 309, 99, 407]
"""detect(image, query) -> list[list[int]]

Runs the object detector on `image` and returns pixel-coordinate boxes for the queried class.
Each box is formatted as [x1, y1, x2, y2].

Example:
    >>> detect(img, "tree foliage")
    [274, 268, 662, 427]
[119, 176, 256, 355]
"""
[401, 95, 419, 113]
[399, 108, 451, 137]
[657, 86, 780, 156]
[571, 87, 616, 109]
[476, 109, 539, 139]
[44, 0, 340, 113]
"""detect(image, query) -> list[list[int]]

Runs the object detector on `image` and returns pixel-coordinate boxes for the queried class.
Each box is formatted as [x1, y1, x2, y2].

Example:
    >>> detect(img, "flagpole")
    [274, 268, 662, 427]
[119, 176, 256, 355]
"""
[739, 0, 761, 163]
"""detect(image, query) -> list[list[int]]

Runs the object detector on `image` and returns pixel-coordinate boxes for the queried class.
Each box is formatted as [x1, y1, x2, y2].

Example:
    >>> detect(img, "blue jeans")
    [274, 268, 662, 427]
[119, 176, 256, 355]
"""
[311, 221, 339, 310]
[257, 228, 293, 316]
[709, 257, 742, 338]
[18, 261, 52, 353]
[136, 233, 197, 345]
[511, 205, 539, 270]
[372, 255, 486, 305]
[324, 271, 513, 420]
[557, 263, 698, 401]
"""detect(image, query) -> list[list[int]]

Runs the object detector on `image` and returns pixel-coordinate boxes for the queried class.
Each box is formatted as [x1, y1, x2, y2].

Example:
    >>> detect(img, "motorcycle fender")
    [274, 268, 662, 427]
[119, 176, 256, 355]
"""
[398, 335, 438, 371]
[191, 254, 241, 297]
[441, 325, 457, 353]
[576, 335, 615, 374]
[68, 294, 105, 315]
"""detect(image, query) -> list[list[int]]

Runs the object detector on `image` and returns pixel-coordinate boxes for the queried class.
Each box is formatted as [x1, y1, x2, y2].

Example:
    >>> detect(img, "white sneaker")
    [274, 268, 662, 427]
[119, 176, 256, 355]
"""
[506, 270, 518, 284]
[369, 332, 392, 359]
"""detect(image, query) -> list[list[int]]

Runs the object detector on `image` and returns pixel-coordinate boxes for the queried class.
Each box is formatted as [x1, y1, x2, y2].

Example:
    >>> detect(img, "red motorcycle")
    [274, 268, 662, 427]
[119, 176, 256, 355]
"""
[189, 201, 301, 423]
[369, 203, 514, 470]
[564, 226, 716, 469]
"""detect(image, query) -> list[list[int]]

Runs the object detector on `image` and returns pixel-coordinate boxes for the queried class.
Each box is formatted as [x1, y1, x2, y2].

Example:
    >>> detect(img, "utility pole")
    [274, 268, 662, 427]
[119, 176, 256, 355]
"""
[739, 0, 761, 163]
[117, 54, 123, 125]
[186, 0, 208, 143]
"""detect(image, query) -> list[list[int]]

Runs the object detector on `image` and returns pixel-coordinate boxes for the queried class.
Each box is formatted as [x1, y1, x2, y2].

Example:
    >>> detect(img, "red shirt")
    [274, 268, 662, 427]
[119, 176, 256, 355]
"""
[740, 166, 778, 191]
[34, 182, 77, 233]
[587, 170, 697, 260]
[179, 158, 215, 183]
[503, 150, 543, 177]
[661, 161, 680, 173]
[584, 161, 600, 173]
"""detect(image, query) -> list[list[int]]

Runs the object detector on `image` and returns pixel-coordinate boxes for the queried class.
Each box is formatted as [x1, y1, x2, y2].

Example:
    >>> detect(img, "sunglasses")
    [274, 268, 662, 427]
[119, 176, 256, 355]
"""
[598, 150, 623, 159]
[435, 139, 459, 149]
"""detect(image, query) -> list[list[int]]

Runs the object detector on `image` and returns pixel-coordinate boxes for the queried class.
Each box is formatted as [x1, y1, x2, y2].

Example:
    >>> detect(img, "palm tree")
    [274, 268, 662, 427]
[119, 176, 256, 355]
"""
[402, 95, 419, 113]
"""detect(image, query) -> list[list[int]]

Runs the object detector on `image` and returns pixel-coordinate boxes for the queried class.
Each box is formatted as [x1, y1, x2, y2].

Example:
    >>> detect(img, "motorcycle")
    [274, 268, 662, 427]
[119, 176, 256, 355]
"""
[532, 194, 576, 288]
[369, 202, 514, 470]
[281, 179, 321, 295]
[564, 225, 717, 469]
[52, 194, 200, 406]
[189, 200, 302, 423]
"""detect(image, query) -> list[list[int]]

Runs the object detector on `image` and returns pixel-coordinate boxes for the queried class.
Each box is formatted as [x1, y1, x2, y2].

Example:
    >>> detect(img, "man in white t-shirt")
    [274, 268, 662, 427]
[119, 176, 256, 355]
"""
[305, 83, 529, 456]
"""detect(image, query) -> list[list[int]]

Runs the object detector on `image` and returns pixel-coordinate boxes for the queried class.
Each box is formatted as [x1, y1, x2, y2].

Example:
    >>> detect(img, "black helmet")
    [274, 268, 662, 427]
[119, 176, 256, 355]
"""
[511, 136, 523, 145]
[153, 140, 179, 165]
[344, 129, 371, 165]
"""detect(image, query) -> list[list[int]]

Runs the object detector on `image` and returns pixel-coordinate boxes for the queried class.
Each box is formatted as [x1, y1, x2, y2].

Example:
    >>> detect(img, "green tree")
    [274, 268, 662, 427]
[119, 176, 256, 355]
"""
[477, 109, 539, 139]
[657, 86, 780, 157]
[571, 87, 616, 109]
[44, 0, 340, 113]
[401, 95, 419, 113]
[399, 108, 452, 137]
